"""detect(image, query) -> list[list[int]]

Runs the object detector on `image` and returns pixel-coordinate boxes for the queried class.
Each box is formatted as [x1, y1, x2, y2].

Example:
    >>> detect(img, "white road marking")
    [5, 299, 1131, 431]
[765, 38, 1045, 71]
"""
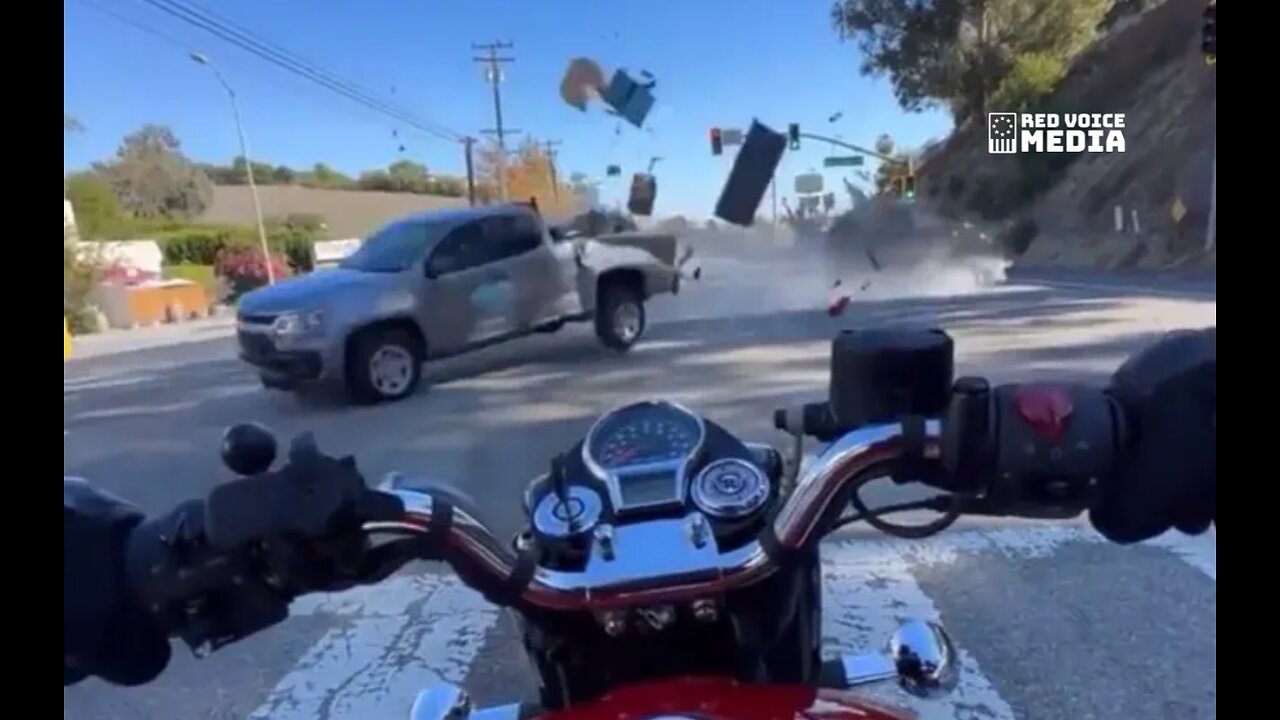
[247, 574, 499, 720]
[822, 538, 1016, 720]
[819, 526, 1215, 719]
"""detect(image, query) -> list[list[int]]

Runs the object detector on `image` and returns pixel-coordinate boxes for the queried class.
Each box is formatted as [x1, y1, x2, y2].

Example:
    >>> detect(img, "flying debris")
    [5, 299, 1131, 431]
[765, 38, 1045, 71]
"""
[559, 57, 658, 128]
[560, 57, 607, 111]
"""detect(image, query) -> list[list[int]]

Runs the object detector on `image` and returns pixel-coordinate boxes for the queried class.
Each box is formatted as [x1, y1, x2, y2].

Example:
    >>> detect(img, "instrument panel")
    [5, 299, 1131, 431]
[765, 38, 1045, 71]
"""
[583, 401, 706, 512]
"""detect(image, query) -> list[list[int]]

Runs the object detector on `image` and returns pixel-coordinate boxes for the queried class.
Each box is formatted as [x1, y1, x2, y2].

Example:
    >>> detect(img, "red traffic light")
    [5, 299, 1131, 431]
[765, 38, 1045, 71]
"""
[710, 127, 724, 156]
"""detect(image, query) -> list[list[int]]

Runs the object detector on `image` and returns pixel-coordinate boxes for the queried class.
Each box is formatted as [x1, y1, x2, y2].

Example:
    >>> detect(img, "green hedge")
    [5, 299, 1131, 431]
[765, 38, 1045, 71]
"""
[152, 222, 317, 273]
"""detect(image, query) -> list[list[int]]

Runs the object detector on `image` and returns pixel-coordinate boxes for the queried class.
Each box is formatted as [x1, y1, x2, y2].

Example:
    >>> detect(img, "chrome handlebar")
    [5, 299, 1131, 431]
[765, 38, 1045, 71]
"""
[367, 419, 942, 611]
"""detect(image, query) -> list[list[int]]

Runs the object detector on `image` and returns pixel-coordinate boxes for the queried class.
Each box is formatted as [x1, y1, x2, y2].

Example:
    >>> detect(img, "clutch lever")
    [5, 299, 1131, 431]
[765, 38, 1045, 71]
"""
[205, 433, 405, 551]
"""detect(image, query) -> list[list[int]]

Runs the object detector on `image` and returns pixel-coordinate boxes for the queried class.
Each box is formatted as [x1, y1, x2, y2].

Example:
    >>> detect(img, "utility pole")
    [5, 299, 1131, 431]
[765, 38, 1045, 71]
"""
[473, 41, 518, 201]
[463, 136, 477, 207]
[540, 140, 562, 200]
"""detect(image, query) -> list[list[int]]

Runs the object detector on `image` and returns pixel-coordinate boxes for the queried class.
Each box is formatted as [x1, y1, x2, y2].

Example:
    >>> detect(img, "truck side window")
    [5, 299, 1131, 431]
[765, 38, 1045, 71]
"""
[480, 214, 543, 262]
[427, 221, 485, 276]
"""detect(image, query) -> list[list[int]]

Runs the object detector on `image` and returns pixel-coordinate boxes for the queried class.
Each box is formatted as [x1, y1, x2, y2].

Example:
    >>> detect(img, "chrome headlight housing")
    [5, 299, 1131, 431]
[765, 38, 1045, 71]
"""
[271, 310, 325, 337]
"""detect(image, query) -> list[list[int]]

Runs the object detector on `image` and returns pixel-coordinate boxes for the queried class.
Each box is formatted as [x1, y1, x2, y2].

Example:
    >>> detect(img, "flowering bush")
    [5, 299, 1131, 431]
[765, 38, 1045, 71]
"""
[216, 247, 292, 299]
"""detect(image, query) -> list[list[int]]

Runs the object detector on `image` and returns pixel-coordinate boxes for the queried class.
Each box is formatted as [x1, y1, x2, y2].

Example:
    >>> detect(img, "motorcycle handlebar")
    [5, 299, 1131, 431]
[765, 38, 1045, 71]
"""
[126, 381, 1124, 645]
[368, 418, 944, 613]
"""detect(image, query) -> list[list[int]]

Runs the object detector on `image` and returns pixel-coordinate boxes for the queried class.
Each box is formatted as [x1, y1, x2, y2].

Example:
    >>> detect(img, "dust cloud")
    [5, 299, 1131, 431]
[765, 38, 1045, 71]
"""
[665, 213, 1011, 323]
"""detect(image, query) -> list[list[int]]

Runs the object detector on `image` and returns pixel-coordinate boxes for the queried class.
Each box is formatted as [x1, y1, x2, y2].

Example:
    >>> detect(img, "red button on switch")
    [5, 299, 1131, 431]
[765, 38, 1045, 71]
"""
[1013, 384, 1074, 443]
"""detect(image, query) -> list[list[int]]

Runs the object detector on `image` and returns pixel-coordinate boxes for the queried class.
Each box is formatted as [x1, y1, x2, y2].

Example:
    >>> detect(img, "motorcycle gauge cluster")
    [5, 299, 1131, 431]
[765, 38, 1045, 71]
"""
[690, 458, 770, 519]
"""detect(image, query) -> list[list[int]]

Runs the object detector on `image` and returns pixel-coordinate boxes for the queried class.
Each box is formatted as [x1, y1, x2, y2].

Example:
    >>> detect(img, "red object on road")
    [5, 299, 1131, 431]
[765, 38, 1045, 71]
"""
[541, 675, 916, 720]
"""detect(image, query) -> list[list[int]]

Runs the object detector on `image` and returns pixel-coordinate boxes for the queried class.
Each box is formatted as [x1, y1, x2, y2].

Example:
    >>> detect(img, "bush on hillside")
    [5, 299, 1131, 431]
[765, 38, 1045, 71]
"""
[64, 229, 103, 334]
[990, 52, 1067, 115]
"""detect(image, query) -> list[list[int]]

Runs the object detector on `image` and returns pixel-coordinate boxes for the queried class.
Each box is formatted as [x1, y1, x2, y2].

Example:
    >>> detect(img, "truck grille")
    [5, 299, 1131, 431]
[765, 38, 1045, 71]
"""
[237, 331, 275, 358]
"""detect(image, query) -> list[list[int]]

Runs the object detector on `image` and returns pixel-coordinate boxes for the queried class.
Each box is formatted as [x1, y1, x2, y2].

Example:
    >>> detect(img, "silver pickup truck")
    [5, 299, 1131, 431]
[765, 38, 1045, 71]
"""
[236, 204, 691, 404]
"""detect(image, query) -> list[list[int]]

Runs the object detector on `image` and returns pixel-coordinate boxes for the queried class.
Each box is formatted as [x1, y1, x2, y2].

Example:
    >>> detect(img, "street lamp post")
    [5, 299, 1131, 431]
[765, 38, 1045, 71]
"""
[190, 52, 274, 285]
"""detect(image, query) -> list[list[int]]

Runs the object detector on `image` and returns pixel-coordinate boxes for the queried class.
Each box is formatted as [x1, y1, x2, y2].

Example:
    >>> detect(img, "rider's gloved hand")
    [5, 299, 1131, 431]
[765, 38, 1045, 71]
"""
[64, 479, 171, 687]
[1091, 328, 1216, 544]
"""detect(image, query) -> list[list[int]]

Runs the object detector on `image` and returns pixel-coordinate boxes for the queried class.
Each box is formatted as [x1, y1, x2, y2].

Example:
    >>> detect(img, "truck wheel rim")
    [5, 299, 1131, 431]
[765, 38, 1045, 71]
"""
[369, 345, 413, 396]
[614, 302, 641, 343]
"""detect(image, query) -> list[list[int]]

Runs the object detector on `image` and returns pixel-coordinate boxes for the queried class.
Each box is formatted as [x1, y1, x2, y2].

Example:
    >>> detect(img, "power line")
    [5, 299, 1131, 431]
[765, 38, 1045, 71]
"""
[134, 0, 465, 144]
[71, 0, 190, 50]
[155, 0, 462, 142]
[71, 0, 457, 150]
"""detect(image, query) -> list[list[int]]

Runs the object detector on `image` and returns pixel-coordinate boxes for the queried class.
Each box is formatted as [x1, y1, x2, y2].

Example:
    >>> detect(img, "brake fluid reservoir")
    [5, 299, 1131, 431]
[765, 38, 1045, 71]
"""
[828, 328, 954, 430]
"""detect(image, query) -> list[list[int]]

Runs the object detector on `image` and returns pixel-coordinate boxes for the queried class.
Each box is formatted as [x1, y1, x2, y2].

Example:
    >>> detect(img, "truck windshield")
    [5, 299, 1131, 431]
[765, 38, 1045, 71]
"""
[340, 219, 431, 273]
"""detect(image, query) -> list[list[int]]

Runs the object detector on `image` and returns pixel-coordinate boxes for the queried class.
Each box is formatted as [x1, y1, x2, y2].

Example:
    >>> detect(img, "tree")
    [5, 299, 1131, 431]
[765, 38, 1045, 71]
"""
[831, 0, 1109, 123]
[303, 162, 351, 189]
[476, 139, 576, 215]
[65, 172, 130, 240]
[355, 169, 393, 192]
[386, 159, 429, 192]
[64, 114, 85, 133]
[272, 165, 297, 184]
[228, 156, 277, 185]
[94, 125, 213, 219]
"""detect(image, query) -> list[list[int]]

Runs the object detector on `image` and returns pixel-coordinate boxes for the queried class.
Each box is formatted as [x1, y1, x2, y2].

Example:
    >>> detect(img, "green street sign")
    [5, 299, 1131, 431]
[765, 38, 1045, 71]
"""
[823, 155, 864, 168]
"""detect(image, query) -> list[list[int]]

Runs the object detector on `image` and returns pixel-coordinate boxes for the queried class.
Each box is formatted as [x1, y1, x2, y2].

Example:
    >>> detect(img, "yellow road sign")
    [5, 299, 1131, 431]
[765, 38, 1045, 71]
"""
[1171, 197, 1188, 224]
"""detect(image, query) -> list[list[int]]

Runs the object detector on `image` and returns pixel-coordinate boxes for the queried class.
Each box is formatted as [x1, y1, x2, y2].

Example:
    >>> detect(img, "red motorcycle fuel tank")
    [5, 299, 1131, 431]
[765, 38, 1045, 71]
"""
[538, 676, 918, 720]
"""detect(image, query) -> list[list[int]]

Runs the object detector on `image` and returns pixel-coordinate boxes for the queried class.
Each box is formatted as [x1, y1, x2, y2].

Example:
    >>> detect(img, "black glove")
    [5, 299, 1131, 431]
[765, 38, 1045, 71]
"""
[64, 479, 171, 687]
[1091, 328, 1216, 544]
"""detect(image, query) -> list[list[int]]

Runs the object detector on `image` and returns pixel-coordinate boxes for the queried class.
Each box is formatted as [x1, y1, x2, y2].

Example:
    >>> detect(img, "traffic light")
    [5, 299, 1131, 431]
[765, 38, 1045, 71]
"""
[892, 177, 905, 197]
[788, 123, 801, 151]
[903, 174, 916, 199]
[1201, 2, 1216, 63]
[710, 127, 723, 156]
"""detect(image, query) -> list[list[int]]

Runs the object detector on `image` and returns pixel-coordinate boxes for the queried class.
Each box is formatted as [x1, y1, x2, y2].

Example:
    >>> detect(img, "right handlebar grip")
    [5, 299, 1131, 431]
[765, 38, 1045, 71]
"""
[941, 379, 1125, 513]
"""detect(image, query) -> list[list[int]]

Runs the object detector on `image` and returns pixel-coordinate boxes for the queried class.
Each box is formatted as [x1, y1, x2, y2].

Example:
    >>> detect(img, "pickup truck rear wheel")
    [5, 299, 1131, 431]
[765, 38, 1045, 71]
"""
[595, 282, 646, 352]
[346, 327, 423, 404]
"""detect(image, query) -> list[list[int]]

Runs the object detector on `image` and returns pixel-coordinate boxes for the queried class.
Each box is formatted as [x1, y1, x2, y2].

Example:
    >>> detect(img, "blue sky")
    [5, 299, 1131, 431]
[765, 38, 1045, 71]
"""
[64, 0, 952, 219]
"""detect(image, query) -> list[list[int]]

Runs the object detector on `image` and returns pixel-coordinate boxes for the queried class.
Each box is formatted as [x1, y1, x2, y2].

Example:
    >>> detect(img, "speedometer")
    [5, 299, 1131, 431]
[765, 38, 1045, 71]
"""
[585, 401, 705, 472]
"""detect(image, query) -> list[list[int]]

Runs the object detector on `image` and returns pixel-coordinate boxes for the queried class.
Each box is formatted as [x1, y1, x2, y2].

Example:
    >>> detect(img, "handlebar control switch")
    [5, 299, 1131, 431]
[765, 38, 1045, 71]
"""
[988, 383, 1119, 516]
[828, 328, 954, 433]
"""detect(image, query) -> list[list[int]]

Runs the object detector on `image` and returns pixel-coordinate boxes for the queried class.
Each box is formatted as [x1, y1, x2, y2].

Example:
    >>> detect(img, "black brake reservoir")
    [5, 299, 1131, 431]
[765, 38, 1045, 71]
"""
[828, 328, 954, 429]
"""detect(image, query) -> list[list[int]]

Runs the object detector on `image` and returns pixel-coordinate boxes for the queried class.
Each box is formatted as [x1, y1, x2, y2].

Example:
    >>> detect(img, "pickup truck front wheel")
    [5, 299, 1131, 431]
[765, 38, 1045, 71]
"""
[346, 327, 423, 404]
[595, 283, 646, 352]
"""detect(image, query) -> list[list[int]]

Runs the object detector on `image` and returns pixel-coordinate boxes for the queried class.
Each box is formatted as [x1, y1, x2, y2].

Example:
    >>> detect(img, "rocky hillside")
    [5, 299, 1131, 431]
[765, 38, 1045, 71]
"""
[919, 0, 1215, 270]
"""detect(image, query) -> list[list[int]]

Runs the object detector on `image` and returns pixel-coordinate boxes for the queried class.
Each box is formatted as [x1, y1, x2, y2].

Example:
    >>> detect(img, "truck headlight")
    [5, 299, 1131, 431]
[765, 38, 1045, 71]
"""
[271, 310, 325, 337]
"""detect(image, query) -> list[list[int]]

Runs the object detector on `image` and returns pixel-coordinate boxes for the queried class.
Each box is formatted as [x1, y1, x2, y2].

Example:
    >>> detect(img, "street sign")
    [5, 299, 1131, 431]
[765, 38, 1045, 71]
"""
[823, 156, 864, 168]
[721, 128, 745, 146]
[1170, 197, 1188, 224]
[795, 173, 824, 194]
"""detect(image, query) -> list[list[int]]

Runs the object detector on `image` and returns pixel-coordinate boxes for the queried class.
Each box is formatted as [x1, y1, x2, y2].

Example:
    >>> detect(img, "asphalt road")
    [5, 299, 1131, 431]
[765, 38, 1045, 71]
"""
[63, 240, 1215, 720]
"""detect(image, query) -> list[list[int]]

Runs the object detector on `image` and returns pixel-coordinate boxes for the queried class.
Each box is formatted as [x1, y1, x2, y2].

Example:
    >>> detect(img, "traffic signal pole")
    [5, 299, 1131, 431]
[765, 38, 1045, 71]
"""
[798, 132, 905, 166]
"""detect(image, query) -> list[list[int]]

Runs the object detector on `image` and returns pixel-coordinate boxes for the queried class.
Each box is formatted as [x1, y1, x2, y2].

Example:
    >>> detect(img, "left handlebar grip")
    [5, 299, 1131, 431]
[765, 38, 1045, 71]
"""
[124, 501, 289, 648]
